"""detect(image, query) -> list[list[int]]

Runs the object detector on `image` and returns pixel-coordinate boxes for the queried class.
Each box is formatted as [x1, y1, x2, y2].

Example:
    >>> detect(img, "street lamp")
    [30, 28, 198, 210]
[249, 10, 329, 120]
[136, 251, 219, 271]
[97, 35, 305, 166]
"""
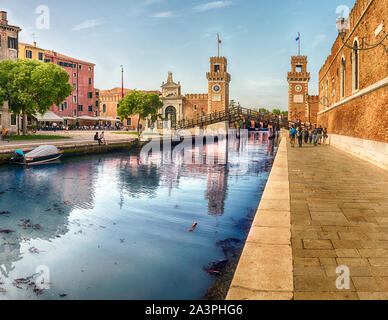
[336, 17, 388, 53]
[120, 65, 124, 98]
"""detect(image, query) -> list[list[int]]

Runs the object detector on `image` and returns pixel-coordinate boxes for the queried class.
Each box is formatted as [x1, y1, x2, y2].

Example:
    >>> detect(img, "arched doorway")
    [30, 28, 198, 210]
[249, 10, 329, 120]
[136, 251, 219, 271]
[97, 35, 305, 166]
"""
[165, 106, 177, 126]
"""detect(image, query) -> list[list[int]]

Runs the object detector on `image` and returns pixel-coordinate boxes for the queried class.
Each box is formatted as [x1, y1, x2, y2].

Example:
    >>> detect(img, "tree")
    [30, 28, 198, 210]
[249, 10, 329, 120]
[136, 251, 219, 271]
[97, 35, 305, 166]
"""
[281, 111, 289, 117]
[272, 109, 281, 116]
[117, 91, 163, 136]
[259, 108, 270, 114]
[0, 59, 73, 135]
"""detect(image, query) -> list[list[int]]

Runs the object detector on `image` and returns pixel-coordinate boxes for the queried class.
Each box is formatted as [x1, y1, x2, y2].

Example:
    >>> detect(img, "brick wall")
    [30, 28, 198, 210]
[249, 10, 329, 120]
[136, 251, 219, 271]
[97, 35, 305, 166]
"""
[183, 94, 208, 119]
[317, 0, 388, 143]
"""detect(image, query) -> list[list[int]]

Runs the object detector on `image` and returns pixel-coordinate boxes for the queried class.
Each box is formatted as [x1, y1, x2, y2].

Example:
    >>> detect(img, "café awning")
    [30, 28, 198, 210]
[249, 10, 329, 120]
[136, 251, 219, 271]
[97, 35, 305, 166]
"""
[34, 111, 64, 122]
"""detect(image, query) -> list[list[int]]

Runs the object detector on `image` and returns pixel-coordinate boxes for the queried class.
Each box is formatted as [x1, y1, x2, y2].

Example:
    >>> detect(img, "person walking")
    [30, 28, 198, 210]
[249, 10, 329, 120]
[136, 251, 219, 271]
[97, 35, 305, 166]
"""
[317, 126, 323, 145]
[289, 126, 297, 148]
[313, 125, 319, 147]
[297, 126, 303, 148]
[304, 127, 309, 144]
[323, 128, 328, 145]
[309, 127, 313, 144]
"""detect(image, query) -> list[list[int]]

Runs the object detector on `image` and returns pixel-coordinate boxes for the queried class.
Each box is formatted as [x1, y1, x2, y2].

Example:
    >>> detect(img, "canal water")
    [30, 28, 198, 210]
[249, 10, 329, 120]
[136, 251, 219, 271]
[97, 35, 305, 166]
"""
[0, 132, 276, 300]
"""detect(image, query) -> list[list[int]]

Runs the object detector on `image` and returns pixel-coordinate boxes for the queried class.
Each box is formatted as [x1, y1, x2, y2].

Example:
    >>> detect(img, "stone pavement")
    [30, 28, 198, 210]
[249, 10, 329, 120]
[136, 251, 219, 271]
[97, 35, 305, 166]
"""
[289, 142, 388, 300]
[0, 131, 137, 154]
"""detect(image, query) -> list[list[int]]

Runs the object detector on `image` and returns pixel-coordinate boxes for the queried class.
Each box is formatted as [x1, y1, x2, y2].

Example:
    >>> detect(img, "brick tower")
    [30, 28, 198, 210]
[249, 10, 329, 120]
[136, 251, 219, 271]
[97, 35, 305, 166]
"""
[287, 56, 311, 123]
[206, 57, 231, 114]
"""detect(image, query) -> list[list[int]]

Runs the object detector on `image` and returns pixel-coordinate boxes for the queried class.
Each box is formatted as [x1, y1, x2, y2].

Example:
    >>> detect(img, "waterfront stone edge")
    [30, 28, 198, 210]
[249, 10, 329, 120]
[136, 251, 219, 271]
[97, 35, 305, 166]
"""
[226, 130, 293, 300]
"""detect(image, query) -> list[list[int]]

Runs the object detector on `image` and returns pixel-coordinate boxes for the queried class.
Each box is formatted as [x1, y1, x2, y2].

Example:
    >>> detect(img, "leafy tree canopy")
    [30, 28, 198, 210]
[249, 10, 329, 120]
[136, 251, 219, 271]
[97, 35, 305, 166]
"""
[0, 59, 73, 134]
[118, 90, 163, 135]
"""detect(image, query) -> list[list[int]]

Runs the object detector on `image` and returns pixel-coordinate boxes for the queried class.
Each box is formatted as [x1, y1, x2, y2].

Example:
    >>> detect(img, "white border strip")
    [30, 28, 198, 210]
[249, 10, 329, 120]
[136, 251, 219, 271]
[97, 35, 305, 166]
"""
[318, 77, 388, 115]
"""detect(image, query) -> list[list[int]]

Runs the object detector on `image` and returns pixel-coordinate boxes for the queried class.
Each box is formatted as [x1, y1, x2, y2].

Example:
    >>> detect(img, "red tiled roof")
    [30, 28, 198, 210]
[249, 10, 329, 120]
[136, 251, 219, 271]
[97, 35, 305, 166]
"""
[44, 50, 95, 66]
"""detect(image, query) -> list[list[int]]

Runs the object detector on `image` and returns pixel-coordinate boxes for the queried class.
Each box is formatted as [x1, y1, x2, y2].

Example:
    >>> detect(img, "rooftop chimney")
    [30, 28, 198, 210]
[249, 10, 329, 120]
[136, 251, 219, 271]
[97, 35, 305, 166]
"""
[34, 42, 37, 47]
[0, 11, 8, 24]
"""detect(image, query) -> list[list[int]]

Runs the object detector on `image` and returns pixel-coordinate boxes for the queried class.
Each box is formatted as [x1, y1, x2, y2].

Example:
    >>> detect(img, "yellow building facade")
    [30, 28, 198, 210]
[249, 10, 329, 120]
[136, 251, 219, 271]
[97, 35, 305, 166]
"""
[18, 42, 45, 62]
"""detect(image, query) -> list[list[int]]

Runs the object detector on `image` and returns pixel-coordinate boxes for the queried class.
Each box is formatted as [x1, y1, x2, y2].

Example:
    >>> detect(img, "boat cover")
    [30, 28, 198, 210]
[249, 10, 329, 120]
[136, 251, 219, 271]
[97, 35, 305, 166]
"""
[15, 149, 24, 156]
[25, 145, 60, 158]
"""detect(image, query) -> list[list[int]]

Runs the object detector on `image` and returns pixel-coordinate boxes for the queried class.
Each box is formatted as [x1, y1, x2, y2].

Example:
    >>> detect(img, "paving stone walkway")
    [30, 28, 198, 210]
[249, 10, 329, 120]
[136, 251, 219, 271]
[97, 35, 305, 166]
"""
[288, 142, 388, 300]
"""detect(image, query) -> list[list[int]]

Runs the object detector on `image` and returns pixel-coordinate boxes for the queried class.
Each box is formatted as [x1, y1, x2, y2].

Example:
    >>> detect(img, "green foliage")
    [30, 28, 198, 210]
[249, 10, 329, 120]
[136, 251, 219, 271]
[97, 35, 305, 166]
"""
[272, 109, 281, 115]
[281, 111, 289, 116]
[118, 91, 163, 135]
[7, 135, 71, 141]
[259, 108, 270, 114]
[0, 59, 73, 134]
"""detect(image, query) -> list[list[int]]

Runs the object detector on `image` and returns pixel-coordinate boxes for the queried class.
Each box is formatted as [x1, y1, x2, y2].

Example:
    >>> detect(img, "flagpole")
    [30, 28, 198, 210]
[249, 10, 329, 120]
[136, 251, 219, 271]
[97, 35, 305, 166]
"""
[298, 32, 301, 56]
[121, 65, 124, 98]
[217, 33, 220, 57]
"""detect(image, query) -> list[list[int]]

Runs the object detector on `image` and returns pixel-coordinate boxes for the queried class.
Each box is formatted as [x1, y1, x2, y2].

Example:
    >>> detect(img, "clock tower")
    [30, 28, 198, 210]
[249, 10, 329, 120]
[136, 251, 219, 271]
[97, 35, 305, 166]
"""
[287, 56, 311, 123]
[206, 57, 231, 114]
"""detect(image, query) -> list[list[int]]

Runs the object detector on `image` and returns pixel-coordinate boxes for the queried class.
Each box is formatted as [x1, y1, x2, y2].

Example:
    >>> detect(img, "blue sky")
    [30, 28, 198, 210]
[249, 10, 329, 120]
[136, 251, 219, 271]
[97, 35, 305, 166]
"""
[1, 0, 355, 111]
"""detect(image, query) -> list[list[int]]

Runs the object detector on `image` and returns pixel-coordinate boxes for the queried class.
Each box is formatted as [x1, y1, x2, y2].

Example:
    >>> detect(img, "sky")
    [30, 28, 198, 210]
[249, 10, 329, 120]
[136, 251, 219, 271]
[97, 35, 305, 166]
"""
[1, 0, 356, 111]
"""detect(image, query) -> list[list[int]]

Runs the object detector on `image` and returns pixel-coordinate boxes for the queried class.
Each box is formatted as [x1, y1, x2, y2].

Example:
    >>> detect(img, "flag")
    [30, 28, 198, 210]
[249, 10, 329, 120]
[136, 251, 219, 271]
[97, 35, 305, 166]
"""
[296, 35, 300, 41]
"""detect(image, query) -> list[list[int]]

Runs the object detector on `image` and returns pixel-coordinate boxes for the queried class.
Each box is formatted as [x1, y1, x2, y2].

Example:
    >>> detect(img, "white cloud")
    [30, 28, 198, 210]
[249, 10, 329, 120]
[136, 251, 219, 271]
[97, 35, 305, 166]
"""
[193, 1, 232, 12]
[72, 19, 103, 31]
[152, 11, 174, 18]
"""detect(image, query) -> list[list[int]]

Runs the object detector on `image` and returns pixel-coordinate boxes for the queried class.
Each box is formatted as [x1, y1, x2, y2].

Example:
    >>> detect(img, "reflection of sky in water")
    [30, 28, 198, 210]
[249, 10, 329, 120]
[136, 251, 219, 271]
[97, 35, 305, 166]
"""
[0, 132, 275, 300]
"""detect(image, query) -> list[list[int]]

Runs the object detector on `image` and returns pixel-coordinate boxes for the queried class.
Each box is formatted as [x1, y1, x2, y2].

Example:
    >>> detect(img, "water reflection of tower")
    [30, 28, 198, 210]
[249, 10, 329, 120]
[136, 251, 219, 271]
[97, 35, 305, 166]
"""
[204, 137, 228, 216]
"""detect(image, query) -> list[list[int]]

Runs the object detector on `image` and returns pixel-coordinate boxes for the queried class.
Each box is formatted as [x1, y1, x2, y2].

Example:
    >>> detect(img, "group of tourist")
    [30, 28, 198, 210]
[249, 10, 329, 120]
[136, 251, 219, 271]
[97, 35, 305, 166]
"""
[289, 124, 328, 148]
[94, 131, 107, 146]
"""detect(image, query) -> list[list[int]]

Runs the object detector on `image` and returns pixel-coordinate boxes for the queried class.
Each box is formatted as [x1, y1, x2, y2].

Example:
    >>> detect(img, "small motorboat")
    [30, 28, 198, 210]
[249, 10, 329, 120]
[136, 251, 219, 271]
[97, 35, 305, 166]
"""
[10, 145, 63, 165]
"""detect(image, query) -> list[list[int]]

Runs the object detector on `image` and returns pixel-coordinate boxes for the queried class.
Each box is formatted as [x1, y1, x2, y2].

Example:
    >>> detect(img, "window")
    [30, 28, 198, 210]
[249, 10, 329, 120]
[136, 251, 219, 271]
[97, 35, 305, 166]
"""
[73, 72, 77, 78]
[38, 52, 43, 60]
[214, 64, 220, 72]
[88, 92, 93, 99]
[64, 102, 67, 109]
[11, 114, 17, 126]
[26, 50, 32, 59]
[127, 118, 132, 126]
[340, 57, 346, 98]
[194, 104, 198, 111]
[44, 59, 51, 63]
[88, 67, 92, 72]
[73, 84, 77, 90]
[73, 96, 77, 103]
[8, 37, 17, 49]
[103, 104, 106, 113]
[78, 105, 83, 112]
[74, 109, 77, 116]
[96, 101, 99, 107]
[59, 61, 75, 68]
[326, 78, 329, 104]
[353, 40, 359, 91]
[296, 65, 302, 73]
[59, 104, 64, 111]
[89, 78, 92, 85]
[79, 65, 82, 70]
[88, 105, 93, 112]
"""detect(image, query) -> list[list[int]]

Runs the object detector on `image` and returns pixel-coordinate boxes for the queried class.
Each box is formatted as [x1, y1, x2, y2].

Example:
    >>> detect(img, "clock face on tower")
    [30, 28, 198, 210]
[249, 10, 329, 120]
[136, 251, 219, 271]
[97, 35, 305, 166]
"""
[295, 84, 303, 92]
[213, 84, 221, 93]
